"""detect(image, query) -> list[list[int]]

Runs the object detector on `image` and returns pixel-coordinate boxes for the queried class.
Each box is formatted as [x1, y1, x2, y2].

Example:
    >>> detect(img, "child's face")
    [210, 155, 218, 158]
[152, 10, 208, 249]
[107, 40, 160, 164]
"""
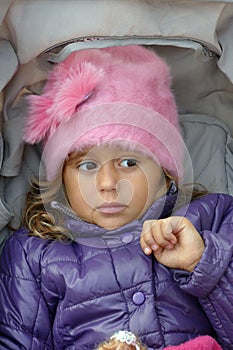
[63, 145, 167, 230]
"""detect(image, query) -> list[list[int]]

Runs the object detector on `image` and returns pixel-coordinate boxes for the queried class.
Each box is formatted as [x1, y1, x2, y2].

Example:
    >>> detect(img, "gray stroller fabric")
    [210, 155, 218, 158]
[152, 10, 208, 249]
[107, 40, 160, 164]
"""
[0, 0, 233, 251]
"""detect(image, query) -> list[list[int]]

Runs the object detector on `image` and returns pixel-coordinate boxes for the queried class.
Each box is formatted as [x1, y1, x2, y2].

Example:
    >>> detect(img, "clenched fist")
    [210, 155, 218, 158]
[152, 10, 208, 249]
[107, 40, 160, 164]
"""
[140, 216, 205, 272]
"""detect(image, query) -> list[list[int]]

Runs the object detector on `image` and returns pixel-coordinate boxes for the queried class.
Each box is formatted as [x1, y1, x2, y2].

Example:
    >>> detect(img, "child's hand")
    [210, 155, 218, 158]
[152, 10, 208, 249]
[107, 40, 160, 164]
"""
[140, 217, 205, 272]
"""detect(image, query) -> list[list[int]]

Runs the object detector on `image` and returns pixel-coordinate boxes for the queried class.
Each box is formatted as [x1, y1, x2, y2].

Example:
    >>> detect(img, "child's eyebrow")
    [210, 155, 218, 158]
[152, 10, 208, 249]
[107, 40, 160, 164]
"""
[66, 150, 90, 164]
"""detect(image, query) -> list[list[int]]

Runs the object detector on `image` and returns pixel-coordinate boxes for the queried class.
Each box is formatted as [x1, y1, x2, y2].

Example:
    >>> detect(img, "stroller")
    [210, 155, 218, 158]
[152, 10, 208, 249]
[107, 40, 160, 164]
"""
[0, 0, 233, 253]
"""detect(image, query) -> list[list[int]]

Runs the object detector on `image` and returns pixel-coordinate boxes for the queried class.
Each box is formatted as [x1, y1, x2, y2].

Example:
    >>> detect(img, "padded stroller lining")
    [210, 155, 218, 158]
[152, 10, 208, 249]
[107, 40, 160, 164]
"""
[1, 0, 227, 64]
[180, 114, 233, 195]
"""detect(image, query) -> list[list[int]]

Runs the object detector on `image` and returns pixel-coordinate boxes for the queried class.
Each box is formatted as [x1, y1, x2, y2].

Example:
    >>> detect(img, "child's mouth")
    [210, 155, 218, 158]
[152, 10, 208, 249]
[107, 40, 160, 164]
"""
[96, 203, 127, 214]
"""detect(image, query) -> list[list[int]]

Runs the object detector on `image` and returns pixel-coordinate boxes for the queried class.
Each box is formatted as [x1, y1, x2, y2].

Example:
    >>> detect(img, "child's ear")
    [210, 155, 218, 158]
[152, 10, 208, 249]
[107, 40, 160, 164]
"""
[23, 94, 53, 144]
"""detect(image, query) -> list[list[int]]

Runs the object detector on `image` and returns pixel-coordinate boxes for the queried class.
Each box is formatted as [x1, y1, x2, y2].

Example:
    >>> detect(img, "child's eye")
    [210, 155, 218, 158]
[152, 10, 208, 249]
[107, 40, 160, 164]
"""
[78, 161, 98, 171]
[119, 159, 137, 168]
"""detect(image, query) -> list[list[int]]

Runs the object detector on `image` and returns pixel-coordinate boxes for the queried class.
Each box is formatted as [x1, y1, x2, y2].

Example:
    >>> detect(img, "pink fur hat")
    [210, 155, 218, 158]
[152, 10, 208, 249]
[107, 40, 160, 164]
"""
[23, 45, 184, 181]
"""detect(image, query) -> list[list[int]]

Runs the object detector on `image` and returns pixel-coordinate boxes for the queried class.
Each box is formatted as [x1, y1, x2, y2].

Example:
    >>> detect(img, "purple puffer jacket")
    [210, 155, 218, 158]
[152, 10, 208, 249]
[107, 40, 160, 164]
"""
[0, 193, 233, 350]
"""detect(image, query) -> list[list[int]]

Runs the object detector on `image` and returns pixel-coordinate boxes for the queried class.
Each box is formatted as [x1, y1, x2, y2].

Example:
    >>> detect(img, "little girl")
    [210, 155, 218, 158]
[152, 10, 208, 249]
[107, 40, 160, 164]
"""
[0, 45, 233, 350]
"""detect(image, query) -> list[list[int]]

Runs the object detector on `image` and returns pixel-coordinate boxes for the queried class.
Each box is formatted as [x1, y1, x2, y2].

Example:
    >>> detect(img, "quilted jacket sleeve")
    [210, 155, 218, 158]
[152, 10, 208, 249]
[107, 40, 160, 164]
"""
[174, 194, 233, 350]
[0, 231, 53, 349]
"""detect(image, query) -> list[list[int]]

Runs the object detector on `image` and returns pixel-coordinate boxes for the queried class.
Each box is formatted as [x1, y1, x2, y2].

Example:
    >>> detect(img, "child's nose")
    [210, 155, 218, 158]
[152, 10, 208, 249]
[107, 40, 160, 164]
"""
[96, 162, 119, 192]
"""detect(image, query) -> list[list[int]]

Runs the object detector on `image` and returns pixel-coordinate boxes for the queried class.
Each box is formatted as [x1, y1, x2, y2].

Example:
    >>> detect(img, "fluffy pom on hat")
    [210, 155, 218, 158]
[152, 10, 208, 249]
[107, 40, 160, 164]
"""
[23, 45, 184, 181]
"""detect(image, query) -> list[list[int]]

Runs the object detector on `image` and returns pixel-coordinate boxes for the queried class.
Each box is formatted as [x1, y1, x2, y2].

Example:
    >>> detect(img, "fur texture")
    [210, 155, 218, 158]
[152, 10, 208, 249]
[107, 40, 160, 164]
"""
[24, 45, 183, 180]
[164, 335, 222, 350]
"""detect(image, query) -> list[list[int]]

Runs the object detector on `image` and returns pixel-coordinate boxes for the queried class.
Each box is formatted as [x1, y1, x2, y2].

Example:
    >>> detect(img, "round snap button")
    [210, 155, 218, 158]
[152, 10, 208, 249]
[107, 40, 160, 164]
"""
[132, 291, 145, 305]
[121, 232, 134, 244]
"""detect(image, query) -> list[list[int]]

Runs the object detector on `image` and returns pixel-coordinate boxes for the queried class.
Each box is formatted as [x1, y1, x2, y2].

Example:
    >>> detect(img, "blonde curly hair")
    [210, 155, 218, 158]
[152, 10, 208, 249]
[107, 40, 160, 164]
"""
[96, 331, 147, 350]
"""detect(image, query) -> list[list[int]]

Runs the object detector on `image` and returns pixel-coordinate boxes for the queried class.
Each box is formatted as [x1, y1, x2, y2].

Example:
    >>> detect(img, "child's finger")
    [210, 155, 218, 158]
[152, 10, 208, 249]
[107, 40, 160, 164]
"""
[152, 219, 177, 245]
[140, 220, 158, 255]
[141, 219, 179, 255]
